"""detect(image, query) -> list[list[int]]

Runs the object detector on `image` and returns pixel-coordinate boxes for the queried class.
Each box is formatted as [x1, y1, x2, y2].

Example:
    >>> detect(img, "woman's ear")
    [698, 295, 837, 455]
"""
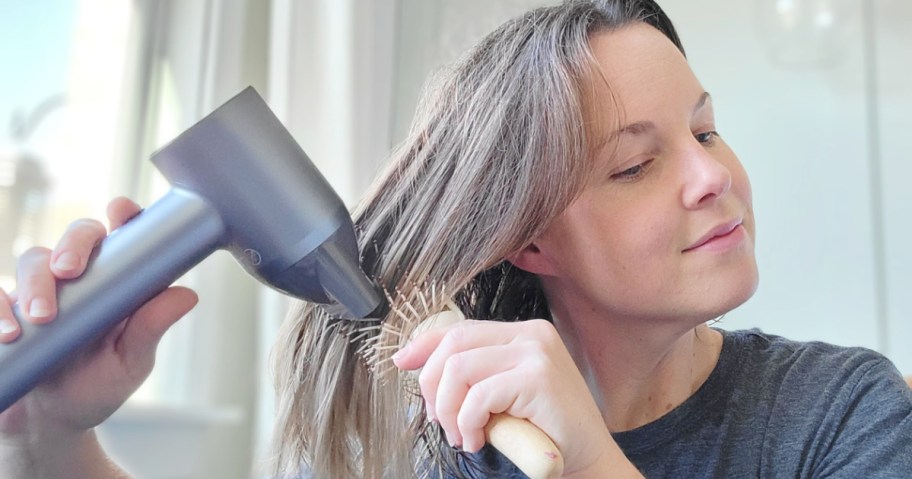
[506, 241, 559, 276]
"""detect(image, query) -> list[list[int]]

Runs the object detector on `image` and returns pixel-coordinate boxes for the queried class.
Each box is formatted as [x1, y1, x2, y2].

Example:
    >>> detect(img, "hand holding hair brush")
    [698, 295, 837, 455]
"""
[354, 287, 564, 479]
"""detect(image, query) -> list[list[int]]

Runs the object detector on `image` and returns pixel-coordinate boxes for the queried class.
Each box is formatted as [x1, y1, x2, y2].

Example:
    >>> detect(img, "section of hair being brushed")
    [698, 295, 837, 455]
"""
[268, 1, 684, 477]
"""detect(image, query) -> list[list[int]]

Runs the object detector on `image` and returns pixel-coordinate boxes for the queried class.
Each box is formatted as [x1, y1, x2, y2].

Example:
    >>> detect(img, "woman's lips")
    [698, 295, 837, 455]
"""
[684, 220, 745, 253]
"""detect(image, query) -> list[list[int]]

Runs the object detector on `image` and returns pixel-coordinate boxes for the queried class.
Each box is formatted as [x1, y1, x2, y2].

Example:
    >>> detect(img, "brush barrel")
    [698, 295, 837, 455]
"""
[0, 188, 226, 412]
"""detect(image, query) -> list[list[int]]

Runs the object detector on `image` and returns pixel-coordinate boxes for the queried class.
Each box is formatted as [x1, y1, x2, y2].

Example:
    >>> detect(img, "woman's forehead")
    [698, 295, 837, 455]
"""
[577, 24, 705, 175]
[584, 25, 703, 133]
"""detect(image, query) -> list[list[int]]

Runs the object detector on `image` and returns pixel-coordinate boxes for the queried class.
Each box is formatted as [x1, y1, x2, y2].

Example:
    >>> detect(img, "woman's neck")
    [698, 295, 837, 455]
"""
[551, 309, 723, 432]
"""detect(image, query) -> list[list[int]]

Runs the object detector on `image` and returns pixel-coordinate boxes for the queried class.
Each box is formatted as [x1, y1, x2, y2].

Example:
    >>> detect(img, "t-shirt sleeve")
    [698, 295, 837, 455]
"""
[813, 355, 912, 477]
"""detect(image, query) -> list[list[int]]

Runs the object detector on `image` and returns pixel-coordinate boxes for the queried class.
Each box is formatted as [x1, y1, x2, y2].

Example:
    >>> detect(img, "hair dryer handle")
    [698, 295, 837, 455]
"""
[0, 188, 226, 412]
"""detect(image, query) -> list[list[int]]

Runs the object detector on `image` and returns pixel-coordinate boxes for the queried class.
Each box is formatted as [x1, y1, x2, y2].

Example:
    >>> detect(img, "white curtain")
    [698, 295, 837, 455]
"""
[254, 0, 398, 463]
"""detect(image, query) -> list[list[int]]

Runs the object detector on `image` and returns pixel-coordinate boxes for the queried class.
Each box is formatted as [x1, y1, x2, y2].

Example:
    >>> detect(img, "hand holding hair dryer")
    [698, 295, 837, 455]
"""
[0, 87, 382, 412]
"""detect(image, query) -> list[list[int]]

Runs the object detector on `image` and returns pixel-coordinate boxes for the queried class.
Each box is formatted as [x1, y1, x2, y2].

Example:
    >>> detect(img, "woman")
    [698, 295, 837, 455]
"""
[1, 1, 910, 478]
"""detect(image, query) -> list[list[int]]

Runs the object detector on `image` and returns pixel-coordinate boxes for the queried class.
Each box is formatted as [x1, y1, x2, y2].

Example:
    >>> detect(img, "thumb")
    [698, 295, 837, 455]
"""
[117, 286, 198, 363]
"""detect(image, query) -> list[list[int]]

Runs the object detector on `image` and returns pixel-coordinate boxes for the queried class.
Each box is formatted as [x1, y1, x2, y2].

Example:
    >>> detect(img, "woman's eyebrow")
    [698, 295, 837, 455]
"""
[605, 92, 713, 144]
[609, 120, 655, 143]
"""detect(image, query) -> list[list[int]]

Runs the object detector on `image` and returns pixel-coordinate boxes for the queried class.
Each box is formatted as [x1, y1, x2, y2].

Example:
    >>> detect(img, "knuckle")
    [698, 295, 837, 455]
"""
[523, 339, 549, 358]
[464, 380, 492, 407]
[447, 324, 471, 343]
[442, 323, 473, 346]
[526, 318, 558, 338]
[525, 355, 551, 375]
[417, 368, 436, 394]
[443, 351, 467, 373]
[456, 407, 481, 432]
[525, 320, 562, 350]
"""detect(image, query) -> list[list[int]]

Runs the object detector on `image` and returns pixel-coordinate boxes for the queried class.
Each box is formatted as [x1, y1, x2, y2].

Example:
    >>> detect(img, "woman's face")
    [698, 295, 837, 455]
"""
[530, 23, 758, 326]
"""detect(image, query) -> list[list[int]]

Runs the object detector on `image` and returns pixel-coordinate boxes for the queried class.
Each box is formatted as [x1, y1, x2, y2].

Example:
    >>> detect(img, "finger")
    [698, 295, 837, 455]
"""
[114, 286, 198, 372]
[16, 247, 57, 324]
[458, 373, 523, 453]
[392, 312, 466, 371]
[0, 287, 21, 342]
[458, 352, 565, 454]
[401, 320, 520, 370]
[49, 218, 108, 279]
[417, 321, 520, 419]
[106, 197, 143, 231]
[433, 344, 518, 448]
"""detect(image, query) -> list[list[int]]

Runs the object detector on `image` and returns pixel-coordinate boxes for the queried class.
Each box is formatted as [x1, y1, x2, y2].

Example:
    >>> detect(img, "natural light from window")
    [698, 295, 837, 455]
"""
[1, 0, 132, 292]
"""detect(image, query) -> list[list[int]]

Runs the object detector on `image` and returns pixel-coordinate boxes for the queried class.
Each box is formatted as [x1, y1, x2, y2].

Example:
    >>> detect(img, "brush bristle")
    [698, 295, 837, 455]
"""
[369, 282, 450, 385]
[312, 281, 452, 389]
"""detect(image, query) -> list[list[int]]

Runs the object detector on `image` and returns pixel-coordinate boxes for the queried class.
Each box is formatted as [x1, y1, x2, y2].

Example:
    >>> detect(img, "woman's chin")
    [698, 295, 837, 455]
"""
[706, 266, 759, 321]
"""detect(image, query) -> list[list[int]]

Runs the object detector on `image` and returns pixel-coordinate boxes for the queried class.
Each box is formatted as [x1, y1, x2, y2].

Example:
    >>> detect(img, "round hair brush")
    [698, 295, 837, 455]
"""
[354, 285, 565, 479]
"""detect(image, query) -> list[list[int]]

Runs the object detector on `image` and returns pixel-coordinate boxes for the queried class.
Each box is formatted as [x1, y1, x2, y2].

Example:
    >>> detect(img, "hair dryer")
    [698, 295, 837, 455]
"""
[0, 87, 382, 412]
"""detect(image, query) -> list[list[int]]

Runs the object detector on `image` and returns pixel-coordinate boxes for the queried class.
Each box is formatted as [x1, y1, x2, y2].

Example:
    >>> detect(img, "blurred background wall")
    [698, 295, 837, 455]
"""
[0, 0, 908, 477]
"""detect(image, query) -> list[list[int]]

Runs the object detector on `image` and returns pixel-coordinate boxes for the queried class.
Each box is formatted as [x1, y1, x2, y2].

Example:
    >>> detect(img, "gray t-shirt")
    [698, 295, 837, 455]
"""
[452, 328, 912, 478]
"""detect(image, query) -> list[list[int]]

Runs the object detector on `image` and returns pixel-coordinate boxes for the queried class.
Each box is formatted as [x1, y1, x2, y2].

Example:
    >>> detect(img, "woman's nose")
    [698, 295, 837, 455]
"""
[680, 145, 732, 209]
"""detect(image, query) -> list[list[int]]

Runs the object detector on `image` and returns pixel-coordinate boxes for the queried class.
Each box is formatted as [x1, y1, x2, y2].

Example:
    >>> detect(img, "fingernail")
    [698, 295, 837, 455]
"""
[29, 298, 51, 318]
[0, 318, 17, 334]
[53, 252, 80, 271]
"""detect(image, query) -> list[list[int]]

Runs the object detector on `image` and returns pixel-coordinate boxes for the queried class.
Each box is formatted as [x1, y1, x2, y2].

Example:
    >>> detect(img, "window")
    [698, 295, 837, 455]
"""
[1, 0, 134, 291]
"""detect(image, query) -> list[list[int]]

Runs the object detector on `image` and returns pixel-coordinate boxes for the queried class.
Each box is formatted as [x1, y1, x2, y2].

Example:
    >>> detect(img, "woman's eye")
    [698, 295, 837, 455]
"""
[611, 159, 653, 182]
[695, 130, 719, 146]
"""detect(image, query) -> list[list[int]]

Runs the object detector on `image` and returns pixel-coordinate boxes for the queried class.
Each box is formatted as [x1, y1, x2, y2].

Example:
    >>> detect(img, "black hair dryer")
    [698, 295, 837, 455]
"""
[0, 87, 382, 411]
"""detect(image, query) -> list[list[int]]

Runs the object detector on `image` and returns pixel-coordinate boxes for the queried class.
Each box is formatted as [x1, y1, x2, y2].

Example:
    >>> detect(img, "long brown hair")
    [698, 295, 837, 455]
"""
[270, 1, 684, 477]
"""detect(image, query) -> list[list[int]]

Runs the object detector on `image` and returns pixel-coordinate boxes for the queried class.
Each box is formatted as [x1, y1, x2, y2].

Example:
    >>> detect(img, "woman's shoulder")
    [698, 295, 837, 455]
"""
[719, 328, 896, 377]
[716, 328, 912, 474]
[717, 327, 910, 412]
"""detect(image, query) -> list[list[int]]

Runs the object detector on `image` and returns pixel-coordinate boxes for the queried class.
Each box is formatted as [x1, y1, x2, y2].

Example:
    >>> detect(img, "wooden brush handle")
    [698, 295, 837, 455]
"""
[417, 308, 565, 479]
[485, 413, 564, 479]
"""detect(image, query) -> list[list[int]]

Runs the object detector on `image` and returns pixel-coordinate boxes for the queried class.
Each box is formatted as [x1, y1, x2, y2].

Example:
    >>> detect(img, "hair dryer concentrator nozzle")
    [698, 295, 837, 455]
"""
[270, 224, 384, 320]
